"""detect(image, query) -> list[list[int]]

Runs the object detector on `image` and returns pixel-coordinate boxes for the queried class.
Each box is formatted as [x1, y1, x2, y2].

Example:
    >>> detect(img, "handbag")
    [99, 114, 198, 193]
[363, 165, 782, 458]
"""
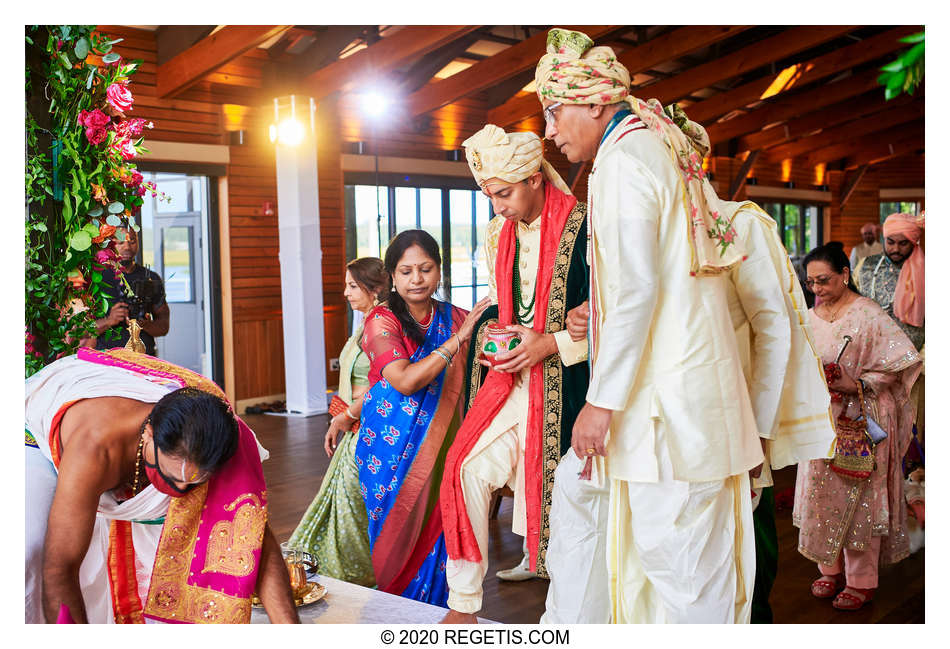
[829, 380, 879, 481]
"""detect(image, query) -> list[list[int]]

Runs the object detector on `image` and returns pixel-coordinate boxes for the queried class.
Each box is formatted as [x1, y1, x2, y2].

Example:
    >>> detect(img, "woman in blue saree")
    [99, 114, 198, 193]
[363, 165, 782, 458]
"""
[356, 230, 490, 606]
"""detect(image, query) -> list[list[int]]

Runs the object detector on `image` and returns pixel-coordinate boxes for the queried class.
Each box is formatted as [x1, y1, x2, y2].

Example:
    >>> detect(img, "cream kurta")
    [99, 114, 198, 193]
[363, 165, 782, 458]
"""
[722, 201, 836, 488]
[587, 116, 763, 482]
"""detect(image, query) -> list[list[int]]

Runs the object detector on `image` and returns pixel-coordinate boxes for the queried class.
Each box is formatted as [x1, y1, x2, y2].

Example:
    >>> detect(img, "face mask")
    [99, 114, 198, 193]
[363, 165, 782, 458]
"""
[142, 439, 200, 498]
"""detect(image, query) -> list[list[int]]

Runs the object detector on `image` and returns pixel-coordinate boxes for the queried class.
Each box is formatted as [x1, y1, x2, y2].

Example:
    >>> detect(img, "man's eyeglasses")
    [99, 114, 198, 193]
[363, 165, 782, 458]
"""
[805, 275, 835, 289]
[145, 439, 206, 494]
[543, 102, 563, 125]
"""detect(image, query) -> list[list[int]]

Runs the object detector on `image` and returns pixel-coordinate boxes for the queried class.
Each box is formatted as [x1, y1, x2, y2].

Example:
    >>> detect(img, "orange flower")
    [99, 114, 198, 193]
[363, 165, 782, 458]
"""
[92, 183, 108, 205]
[92, 223, 117, 244]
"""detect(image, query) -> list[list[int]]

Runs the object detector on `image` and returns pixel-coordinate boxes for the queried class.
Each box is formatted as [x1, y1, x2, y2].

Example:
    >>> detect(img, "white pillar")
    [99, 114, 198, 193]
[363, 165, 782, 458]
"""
[275, 128, 328, 416]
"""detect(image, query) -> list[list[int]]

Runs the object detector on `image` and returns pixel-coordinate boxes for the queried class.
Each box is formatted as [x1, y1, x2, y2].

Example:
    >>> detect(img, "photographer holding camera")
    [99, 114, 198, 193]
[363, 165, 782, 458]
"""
[94, 226, 170, 356]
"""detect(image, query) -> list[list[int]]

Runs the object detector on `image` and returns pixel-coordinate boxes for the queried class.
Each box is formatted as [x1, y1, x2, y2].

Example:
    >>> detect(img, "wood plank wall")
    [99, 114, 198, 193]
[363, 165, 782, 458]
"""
[98, 25, 346, 400]
[97, 25, 923, 401]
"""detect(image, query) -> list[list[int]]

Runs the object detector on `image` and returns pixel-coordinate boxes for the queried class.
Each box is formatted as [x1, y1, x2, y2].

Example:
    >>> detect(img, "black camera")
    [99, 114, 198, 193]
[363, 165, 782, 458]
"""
[125, 277, 158, 321]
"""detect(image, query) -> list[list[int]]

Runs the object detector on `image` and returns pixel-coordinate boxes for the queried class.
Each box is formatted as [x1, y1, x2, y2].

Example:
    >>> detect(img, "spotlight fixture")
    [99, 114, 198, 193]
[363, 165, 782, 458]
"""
[268, 95, 315, 148]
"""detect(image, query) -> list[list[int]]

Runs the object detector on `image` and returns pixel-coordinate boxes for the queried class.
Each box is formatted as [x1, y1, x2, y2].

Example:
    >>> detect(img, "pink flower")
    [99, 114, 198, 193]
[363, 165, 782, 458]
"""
[77, 110, 90, 126]
[722, 229, 736, 244]
[136, 185, 146, 196]
[130, 171, 143, 186]
[94, 248, 119, 265]
[85, 109, 111, 128]
[106, 83, 134, 113]
[127, 118, 147, 137]
[117, 139, 137, 160]
[85, 126, 107, 145]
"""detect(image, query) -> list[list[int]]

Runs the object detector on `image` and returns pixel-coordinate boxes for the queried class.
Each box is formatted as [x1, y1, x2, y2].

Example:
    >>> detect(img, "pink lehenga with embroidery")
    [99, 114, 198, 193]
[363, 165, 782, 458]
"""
[793, 296, 921, 568]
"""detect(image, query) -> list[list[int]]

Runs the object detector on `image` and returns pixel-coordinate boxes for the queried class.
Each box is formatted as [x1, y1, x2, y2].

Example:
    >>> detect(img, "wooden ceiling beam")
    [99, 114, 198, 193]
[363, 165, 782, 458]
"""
[398, 31, 486, 94]
[157, 25, 292, 98]
[706, 67, 881, 146]
[729, 150, 760, 200]
[735, 89, 913, 151]
[406, 26, 618, 119]
[839, 164, 869, 208]
[843, 133, 924, 169]
[764, 99, 924, 162]
[686, 25, 920, 124]
[155, 25, 216, 65]
[805, 121, 923, 167]
[641, 25, 857, 106]
[488, 25, 751, 128]
[303, 26, 481, 104]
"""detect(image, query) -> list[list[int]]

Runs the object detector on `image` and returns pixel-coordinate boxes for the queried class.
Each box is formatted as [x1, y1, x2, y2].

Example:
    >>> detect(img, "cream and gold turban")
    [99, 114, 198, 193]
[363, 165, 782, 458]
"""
[534, 28, 743, 276]
[462, 124, 572, 195]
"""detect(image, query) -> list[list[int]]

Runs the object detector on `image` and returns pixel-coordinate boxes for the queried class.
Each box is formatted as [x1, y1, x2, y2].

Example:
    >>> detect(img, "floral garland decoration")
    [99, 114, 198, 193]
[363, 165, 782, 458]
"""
[25, 25, 169, 377]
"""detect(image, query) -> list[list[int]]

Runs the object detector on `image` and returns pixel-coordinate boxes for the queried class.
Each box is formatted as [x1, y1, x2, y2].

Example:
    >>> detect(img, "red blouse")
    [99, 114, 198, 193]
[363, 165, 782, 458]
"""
[360, 303, 467, 386]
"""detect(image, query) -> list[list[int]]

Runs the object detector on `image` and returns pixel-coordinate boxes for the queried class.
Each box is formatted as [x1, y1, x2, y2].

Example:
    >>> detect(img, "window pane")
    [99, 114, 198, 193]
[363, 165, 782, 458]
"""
[474, 195, 492, 287]
[140, 174, 155, 268]
[804, 205, 819, 252]
[475, 284, 490, 302]
[450, 190, 475, 296]
[354, 185, 388, 258]
[419, 188, 443, 249]
[163, 226, 193, 302]
[156, 179, 188, 214]
[395, 187, 417, 233]
[784, 204, 800, 256]
[451, 285, 474, 311]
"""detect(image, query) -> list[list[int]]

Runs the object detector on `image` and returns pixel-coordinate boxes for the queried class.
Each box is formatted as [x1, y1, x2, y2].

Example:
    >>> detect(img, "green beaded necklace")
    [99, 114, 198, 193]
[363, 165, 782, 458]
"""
[512, 236, 536, 325]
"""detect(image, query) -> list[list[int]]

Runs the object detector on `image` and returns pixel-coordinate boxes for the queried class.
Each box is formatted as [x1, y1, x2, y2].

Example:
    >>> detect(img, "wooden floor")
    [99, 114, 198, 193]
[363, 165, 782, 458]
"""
[247, 412, 924, 624]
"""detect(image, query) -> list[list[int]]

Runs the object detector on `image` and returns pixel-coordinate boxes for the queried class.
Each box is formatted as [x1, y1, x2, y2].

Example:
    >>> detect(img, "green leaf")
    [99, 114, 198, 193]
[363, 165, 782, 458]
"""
[62, 194, 73, 222]
[902, 42, 925, 67]
[116, 229, 127, 242]
[87, 205, 104, 217]
[879, 60, 904, 73]
[105, 214, 121, 226]
[33, 222, 48, 232]
[92, 271, 103, 283]
[70, 230, 92, 251]
[74, 38, 89, 60]
[886, 69, 907, 91]
[899, 32, 925, 44]
[86, 66, 96, 89]
[885, 86, 900, 101]
[131, 223, 141, 232]
[58, 51, 72, 69]
[102, 52, 120, 64]
[107, 201, 124, 214]
[83, 222, 100, 237]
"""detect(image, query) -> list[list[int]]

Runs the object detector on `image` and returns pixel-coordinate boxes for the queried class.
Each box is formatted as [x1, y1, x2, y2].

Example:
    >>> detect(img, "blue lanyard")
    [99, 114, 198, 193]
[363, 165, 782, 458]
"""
[600, 108, 633, 146]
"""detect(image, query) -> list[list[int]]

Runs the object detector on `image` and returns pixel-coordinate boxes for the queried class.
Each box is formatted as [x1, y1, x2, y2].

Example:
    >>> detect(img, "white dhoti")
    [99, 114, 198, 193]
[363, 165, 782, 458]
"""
[607, 428, 755, 624]
[541, 449, 610, 624]
[446, 372, 529, 614]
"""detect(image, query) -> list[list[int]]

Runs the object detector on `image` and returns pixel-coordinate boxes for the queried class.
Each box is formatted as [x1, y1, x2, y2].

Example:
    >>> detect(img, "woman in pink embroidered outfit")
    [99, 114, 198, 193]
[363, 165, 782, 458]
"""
[794, 243, 921, 611]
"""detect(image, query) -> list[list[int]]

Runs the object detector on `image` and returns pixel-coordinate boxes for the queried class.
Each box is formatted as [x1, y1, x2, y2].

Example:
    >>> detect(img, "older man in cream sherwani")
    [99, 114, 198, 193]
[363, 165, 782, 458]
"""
[534, 28, 765, 624]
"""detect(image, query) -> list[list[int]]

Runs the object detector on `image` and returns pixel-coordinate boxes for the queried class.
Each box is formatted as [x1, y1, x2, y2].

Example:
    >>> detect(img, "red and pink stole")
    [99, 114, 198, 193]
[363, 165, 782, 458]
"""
[77, 348, 267, 624]
[441, 183, 576, 571]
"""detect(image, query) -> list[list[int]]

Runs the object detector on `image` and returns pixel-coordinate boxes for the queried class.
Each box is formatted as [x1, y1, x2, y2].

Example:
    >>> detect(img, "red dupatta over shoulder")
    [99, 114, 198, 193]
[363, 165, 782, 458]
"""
[441, 183, 576, 571]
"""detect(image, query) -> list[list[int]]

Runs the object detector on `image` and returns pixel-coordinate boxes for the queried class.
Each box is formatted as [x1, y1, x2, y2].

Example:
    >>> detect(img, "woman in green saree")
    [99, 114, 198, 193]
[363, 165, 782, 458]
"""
[287, 257, 388, 587]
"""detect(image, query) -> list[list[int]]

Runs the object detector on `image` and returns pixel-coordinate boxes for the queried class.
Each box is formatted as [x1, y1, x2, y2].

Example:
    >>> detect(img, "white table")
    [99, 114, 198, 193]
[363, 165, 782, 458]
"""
[251, 575, 496, 624]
